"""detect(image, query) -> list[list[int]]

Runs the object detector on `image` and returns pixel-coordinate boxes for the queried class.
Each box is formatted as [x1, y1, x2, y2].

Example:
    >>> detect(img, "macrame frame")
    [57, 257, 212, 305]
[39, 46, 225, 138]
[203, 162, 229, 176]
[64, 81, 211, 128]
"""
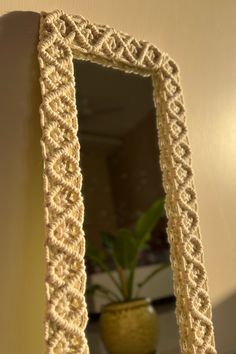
[38, 10, 217, 354]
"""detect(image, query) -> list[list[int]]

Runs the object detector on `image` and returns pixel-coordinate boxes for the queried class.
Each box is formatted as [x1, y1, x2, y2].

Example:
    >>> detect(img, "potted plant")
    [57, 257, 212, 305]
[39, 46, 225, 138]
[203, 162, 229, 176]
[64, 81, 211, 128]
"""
[86, 197, 169, 354]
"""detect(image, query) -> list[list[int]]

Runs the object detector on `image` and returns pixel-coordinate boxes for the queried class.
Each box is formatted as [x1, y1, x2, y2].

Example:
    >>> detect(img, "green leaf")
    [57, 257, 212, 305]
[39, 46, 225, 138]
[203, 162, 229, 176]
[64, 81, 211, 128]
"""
[86, 241, 123, 296]
[135, 197, 165, 247]
[113, 229, 138, 269]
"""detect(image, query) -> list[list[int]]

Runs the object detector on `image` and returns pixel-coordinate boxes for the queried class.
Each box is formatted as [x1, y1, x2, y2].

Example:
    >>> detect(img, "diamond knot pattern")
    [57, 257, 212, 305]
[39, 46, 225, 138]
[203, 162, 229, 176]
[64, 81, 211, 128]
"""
[38, 10, 217, 354]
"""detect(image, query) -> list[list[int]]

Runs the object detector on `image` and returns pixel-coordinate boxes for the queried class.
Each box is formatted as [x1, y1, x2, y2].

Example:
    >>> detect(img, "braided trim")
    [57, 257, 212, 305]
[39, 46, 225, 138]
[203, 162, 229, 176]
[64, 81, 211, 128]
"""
[38, 10, 217, 354]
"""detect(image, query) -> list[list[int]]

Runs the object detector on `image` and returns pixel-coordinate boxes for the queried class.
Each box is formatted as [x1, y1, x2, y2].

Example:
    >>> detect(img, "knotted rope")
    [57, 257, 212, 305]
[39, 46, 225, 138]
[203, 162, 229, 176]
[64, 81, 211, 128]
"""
[38, 10, 217, 354]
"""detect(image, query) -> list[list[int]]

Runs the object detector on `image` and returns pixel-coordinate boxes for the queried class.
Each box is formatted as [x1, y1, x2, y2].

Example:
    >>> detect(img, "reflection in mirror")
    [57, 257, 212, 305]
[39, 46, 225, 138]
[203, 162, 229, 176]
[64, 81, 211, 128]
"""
[74, 60, 179, 354]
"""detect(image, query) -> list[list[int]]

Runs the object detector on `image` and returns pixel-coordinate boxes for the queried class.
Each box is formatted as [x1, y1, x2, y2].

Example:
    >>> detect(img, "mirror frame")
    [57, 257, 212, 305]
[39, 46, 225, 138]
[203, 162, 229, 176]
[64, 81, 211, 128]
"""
[38, 10, 216, 354]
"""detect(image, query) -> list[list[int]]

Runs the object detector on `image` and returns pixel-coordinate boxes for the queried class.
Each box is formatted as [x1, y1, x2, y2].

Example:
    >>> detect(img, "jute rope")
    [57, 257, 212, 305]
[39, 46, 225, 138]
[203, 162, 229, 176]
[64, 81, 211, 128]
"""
[38, 10, 217, 354]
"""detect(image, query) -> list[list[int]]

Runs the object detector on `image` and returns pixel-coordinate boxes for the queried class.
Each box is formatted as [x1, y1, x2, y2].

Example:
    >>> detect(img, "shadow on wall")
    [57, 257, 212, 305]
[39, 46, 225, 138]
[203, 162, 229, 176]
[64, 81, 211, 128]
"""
[0, 11, 45, 354]
[213, 292, 236, 354]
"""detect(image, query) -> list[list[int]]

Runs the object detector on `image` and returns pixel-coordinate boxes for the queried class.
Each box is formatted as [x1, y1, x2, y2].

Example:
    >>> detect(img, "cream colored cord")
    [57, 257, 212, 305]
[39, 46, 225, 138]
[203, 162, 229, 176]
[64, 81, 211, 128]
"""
[38, 10, 217, 354]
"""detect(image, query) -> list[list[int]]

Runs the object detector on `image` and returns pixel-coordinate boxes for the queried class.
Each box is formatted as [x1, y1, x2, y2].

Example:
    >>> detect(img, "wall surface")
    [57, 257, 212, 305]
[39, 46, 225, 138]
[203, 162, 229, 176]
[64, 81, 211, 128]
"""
[0, 1, 236, 353]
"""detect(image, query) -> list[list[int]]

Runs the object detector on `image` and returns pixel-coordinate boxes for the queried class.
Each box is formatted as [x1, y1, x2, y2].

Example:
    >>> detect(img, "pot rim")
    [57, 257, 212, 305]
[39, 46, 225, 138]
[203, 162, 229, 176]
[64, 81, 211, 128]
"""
[101, 297, 152, 313]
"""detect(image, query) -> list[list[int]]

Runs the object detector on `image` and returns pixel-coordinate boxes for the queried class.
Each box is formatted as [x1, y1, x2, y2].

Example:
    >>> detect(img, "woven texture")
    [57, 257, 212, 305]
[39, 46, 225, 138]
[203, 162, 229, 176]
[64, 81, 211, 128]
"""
[38, 10, 217, 354]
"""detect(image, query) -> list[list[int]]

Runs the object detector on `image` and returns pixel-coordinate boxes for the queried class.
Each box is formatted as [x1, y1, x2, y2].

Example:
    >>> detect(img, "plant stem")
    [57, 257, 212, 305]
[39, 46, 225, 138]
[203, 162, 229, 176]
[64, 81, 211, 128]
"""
[110, 252, 129, 301]
[116, 264, 128, 300]
[97, 260, 123, 297]
[135, 263, 169, 297]
[93, 291, 115, 303]
[99, 286, 121, 302]
[127, 254, 139, 300]
[87, 284, 121, 302]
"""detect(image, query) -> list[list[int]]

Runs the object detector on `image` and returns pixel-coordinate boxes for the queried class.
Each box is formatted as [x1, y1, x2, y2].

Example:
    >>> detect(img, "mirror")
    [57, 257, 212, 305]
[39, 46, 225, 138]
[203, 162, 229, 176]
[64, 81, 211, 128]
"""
[38, 11, 216, 354]
[73, 60, 178, 353]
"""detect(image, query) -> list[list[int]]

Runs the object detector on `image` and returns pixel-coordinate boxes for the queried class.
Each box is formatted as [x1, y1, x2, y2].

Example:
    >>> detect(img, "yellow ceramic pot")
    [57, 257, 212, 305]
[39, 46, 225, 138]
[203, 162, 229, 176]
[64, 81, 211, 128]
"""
[100, 298, 159, 354]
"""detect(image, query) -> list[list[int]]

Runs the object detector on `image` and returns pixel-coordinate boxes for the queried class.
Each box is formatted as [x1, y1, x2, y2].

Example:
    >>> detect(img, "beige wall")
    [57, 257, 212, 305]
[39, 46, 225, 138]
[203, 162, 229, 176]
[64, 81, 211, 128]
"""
[0, 1, 236, 353]
[0, 11, 45, 354]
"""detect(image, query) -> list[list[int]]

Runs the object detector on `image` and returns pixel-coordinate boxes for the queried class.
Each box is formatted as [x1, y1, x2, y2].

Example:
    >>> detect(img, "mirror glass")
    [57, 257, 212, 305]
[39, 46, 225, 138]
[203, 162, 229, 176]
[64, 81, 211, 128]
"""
[74, 60, 179, 354]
